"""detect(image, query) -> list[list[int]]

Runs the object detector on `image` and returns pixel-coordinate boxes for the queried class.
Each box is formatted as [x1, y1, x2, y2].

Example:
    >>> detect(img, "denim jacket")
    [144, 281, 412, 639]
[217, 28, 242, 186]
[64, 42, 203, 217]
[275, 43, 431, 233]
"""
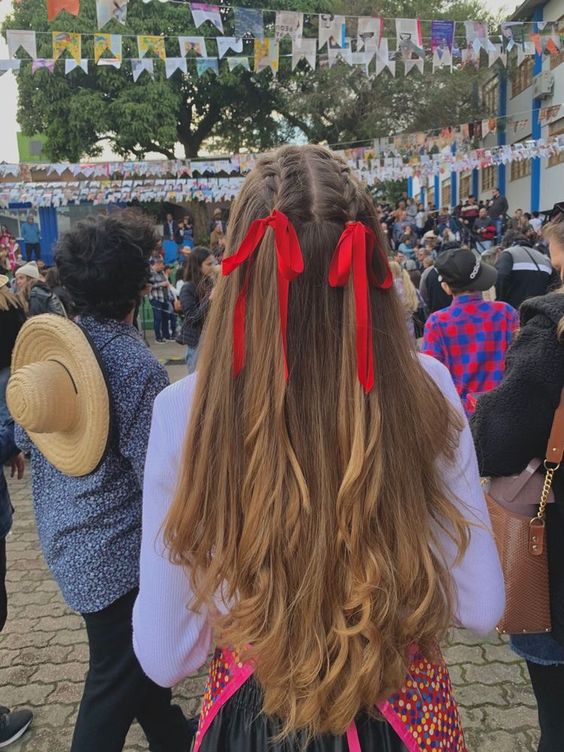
[0, 420, 17, 540]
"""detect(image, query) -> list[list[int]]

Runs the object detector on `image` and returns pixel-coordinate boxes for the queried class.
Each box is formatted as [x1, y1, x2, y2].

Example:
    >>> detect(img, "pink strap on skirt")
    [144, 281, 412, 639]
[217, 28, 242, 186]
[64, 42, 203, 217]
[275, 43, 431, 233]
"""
[346, 720, 361, 752]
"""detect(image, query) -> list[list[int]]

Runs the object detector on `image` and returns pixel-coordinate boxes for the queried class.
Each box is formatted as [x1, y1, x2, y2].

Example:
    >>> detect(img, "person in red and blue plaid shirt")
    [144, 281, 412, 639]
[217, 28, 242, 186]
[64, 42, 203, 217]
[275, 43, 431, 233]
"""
[421, 247, 519, 415]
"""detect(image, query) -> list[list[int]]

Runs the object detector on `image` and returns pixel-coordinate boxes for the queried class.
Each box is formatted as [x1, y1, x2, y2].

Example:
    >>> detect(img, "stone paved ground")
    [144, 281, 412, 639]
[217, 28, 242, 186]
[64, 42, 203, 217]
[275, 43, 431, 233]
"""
[0, 337, 542, 751]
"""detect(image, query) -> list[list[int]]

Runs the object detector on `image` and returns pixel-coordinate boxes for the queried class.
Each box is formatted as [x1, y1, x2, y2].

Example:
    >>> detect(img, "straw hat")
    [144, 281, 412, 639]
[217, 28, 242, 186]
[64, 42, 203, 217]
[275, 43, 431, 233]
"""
[0, 274, 9, 288]
[7, 314, 110, 477]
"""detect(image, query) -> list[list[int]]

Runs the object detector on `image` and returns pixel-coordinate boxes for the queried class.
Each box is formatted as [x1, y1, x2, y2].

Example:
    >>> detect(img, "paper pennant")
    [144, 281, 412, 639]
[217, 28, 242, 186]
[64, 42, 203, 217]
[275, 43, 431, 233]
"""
[375, 38, 395, 76]
[7, 31, 37, 60]
[65, 58, 88, 73]
[178, 36, 207, 57]
[98, 59, 121, 68]
[328, 40, 352, 67]
[292, 38, 317, 70]
[396, 19, 424, 60]
[350, 51, 370, 74]
[47, 0, 79, 22]
[404, 58, 424, 75]
[431, 20, 455, 55]
[0, 60, 21, 76]
[94, 33, 122, 62]
[96, 0, 127, 28]
[137, 35, 166, 61]
[52, 32, 81, 64]
[319, 14, 346, 50]
[461, 46, 480, 68]
[254, 38, 279, 74]
[501, 22, 523, 51]
[227, 56, 250, 71]
[233, 7, 263, 39]
[32, 59, 55, 74]
[190, 3, 223, 33]
[196, 57, 219, 76]
[131, 58, 154, 81]
[216, 37, 243, 59]
[488, 43, 505, 67]
[433, 48, 452, 70]
[275, 11, 303, 42]
[357, 17, 383, 51]
[165, 57, 187, 77]
[464, 21, 488, 51]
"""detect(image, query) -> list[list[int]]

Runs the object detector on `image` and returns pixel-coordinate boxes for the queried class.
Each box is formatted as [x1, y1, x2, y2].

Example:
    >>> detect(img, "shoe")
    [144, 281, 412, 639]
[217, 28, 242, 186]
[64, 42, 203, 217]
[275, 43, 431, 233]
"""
[155, 340, 165, 344]
[0, 708, 33, 748]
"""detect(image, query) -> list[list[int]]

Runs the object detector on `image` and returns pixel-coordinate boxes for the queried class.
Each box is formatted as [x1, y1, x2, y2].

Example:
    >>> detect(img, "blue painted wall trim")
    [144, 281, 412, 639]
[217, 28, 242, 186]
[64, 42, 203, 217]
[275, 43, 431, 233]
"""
[407, 176, 414, 199]
[497, 72, 507, 195]
[472, 168, 479, 198]
[531, 5, 543, 212]
[450, 143, 457, 208]
[420, 186, 425, 204]
[433, 175, 440, 208]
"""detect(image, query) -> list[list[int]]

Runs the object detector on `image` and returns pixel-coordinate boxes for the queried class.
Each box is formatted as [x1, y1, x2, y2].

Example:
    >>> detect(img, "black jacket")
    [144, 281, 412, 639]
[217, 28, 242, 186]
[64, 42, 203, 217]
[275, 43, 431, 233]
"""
[0, 305, 25, 369]
[178, 281, 210, 348]
[471, 293, 564, 644]
[419, 266, 452, 314]
[28, 282, 66, 318]
[495, 244, 559, 310]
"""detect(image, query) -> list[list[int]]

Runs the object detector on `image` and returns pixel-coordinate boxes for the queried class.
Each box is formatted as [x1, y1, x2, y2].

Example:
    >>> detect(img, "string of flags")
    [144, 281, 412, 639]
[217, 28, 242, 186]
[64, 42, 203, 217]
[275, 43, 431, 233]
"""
[0, 136, 562, 208]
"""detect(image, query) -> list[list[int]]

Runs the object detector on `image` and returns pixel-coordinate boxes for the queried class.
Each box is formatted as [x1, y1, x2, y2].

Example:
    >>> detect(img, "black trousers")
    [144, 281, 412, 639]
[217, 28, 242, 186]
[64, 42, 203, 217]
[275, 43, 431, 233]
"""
[0, 537, 6, 633]
[24, 243, 41, 262]
[526, 660, 564, 752]
[71, 589, 191, 752]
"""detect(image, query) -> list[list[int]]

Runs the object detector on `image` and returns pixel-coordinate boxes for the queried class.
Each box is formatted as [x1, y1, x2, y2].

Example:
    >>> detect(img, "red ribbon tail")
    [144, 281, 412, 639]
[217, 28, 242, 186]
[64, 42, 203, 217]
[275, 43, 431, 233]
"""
[232, 288, 247, 376]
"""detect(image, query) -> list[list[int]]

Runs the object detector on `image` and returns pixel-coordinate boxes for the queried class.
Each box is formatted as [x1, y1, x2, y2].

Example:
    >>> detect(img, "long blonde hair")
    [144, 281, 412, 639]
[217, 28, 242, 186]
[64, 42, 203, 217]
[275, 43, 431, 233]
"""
[164, 145, 468, 739]
[0, 283, 23, 313]
[389, 260, 419, 312]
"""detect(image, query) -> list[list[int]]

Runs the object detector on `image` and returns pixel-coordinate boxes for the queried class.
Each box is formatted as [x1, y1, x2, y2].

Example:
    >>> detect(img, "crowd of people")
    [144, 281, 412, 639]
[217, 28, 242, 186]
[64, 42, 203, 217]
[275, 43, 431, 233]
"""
[0, 146, 563, 752]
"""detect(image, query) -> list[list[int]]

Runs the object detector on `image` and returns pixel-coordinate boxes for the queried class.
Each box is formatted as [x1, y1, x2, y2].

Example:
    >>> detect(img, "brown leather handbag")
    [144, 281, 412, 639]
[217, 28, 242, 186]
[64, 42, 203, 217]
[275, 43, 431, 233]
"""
[484, 388, 564, 635]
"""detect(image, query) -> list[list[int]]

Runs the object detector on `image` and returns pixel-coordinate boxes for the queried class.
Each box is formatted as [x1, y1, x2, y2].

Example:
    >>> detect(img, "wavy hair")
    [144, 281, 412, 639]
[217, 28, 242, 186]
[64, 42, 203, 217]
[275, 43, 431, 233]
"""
[164, 145, 469, 739]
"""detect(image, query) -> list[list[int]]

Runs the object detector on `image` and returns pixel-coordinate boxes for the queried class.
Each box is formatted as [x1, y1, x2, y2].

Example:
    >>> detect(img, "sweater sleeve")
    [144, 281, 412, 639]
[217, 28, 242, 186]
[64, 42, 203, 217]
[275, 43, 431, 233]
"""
[133, 376, 213, 687]
[420, 354, 505, 634]
[180, 282, 209, 327]
[421, 315, 446, 365]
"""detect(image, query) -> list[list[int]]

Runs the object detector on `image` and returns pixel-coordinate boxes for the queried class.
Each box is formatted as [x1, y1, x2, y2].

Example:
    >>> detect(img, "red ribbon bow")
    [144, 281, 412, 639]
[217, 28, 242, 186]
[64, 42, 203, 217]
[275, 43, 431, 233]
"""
[222, 209, 304, 378]
[328, 222, 393, 393]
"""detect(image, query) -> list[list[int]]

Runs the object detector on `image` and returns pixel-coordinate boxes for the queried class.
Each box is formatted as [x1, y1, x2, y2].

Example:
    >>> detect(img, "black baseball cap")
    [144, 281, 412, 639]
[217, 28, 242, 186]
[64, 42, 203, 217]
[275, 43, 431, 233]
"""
[435, 248, 497, 291]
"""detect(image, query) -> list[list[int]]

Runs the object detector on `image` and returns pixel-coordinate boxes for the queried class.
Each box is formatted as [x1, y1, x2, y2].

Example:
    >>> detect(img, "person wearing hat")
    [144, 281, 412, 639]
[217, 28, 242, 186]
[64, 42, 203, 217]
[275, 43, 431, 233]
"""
[14, 262, 66, 318]
[421, 247, 519, 414]
[0, 276, 25, 428]
[8, 212, 194, 752]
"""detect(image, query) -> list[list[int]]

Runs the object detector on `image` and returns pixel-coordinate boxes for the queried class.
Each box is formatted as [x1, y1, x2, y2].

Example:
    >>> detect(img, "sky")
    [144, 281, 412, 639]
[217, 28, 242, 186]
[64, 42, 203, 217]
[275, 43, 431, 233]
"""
[0, 0, 520, 164]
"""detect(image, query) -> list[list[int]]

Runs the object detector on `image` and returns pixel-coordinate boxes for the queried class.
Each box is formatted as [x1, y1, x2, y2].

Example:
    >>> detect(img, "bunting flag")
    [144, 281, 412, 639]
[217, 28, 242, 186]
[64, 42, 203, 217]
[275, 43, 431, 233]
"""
[318, 14, 346, 50]
[98, 59, 121, 68]
[7, 31, 37, 60]
[465, 21, 488, 53]
[233, 7, 263, 39]
[275, 11, 303, 42]
[94, 33, 122, 62]
[137, 35, 166, 60]
[52, 32, 81, 63]
[328, 40, 352, 67]
[488, 43, 506, 67]
[254, 38, 279, 74]
[165, 56, 187, 77]
[357, 17, 382, 51]
[196, 57, 219, 75]
[47, 0, 79, 22]
[433, 48, 453, 70]
[375, 38, 395, 76]
[543, 23, 562, 55]
[530, 32, 542, 55]
[178, 36, 207, 57]
[292, 38, 317, 70]
[32, 59, 55, 74]
[131, 58, 154, 80]
[501, 22, 524, 51]
[404, 58, 424, 75]
[350, 50, 370, 74]
[461, 46, 480, 68]
[0, 60, 21, 76]
[96, 0, 127, 28]
[190, 3, 223, 33]
[216, 37, 243, 59]
[517, 39, 535, 64]
[65, 58, 88, 73]
[396, 19, 424, 61]
[227, 56, 250, 71]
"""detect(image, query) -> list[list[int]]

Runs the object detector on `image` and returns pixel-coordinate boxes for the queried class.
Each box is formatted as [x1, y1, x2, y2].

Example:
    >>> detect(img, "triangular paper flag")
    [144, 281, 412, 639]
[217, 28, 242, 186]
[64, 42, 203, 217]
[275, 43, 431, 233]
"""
[98, 59, 121, 68]
[275, 11, 303, 42]
[190, 3, 223, 33]
[396, 19, 424, 60]
[131, 58, 154, 81]
[358, 17, 382, 50]
[32, 59, 55, 74]
[0, 60, 21, 76]
[227, 56, 250, 71]
[488, 43, 502, 67]
[7, 31, 37, 60]
[404, 58, 424, 75]
[65, 58, 88, 73]
[292, 38, 316, 70]
[234, 7, 263, 39]
[432, 48, 452, 71]
[319, 14, 345, 50]
[137, 35, 165, 61]
[195, 57, 219, 76]
[96, 0, 128, 28]
[52, 32, 81, 64]
[375, 38, 395, 76]
[47, 0, 79, 22]
[165, 57, 187, 77]
[94, 33, 122, 62]
[178, 36, 207, 57]
[254, 38, 279, 74]
[328, 41, 352, 67]
[216, 37, 243, 59]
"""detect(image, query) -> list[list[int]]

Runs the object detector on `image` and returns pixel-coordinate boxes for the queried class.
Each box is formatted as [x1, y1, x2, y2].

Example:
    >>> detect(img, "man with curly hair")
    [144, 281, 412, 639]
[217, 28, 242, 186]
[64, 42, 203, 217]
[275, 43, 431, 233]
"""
[15, 211, 194, 752]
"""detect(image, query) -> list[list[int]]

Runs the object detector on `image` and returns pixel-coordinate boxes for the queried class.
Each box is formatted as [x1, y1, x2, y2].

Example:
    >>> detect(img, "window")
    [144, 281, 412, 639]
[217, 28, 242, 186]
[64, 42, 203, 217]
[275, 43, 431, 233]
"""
[548, 118, 564, 168]
[441, 179, 451, 208]
[482, 165, 496, 191]
[459, 173, 471, 199]
[510, 157, 531, 181]
[483, 80, 499, 115]
[511, 57, 534, 97]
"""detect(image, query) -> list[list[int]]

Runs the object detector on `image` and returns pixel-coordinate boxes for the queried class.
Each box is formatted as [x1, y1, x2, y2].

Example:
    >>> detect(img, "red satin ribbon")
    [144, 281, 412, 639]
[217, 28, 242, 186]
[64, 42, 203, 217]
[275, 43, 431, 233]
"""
[328, 222, 393, 393]
[222, 209, 304, 378]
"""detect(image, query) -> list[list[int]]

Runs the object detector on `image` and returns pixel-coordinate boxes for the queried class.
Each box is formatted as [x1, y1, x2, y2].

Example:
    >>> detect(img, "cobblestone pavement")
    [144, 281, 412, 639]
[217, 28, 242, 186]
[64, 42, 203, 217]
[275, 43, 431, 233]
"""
[0, 338, 542, 751]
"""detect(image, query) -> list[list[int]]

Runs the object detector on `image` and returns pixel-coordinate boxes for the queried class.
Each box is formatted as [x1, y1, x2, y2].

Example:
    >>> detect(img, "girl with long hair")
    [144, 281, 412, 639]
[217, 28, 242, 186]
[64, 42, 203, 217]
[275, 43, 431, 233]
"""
[177, 247, 216, 373]
[133, 145, 504, 752]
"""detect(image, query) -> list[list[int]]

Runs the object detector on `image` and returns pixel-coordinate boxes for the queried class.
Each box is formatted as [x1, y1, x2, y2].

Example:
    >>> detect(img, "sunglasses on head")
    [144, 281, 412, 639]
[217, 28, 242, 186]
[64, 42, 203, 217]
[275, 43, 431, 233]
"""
[550, 202, 564, 221]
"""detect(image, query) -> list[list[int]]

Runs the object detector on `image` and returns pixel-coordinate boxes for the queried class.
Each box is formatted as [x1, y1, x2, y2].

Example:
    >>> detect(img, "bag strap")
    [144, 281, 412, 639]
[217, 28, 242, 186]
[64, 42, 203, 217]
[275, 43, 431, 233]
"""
[545, 387, 564, 465]
[522, 247, 542, 274]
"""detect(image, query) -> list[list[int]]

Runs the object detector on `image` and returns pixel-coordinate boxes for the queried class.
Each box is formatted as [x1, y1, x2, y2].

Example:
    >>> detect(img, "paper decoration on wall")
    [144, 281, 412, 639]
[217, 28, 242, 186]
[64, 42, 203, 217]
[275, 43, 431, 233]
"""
[254, 38, 279, 74]
[190, 3, 223, 33]
[65, 58, 88, 73]
[500, 22, 523, 51]
[137, 35, 166, 60]
[52, 32, 81, 63]
[465, 21, 488, 53]
[178, 36, 207, 57]
[275, 11, 303, 42]
[227, 56, 250, 71]
[233, 7, 263, 39]
[165, 57, 187, 77]
[131, 58, 154, 81]
[328, 40, 351, 67]
[196, 57, 219, 75]
[47, 0, 79, 22]
[216, 37, 243, 59]
[396, 19, 424, 61]
[94, 33, 122, 63]
[96, 0, 127, 28]
[292, 38, 317, 70]
[318, 14, 346, 50]
[7, 31, 37, 60]
[0, 60, 21, 76]
[539, 103, 564, 125]
[357, 17, 382, 51]
[32, 59, 55, 74]
[375, 38, 395, 76]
